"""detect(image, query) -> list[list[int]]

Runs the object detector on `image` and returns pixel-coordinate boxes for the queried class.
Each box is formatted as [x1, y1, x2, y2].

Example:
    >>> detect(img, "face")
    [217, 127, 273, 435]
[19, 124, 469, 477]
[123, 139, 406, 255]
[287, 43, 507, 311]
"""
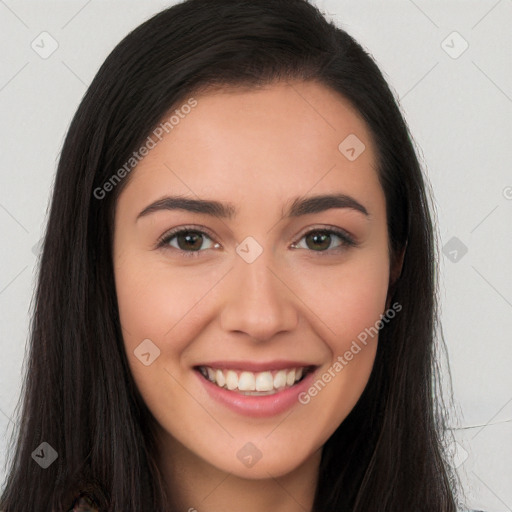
[113, 80, 391, 480]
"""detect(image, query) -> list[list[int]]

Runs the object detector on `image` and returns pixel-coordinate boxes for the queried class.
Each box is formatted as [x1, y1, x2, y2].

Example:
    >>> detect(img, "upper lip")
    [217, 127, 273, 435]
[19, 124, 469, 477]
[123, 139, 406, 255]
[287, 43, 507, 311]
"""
[195, 360, 317, 372]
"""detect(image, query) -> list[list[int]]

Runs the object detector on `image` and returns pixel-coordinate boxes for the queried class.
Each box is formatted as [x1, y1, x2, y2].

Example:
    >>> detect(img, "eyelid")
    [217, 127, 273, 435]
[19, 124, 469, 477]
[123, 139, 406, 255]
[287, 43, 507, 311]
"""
[293, 224, 356, 245]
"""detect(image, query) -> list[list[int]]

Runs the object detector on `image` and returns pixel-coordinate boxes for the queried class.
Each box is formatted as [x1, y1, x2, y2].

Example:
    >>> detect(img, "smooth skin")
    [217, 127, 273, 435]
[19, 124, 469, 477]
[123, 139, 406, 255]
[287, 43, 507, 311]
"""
[113, 80, 397, 512]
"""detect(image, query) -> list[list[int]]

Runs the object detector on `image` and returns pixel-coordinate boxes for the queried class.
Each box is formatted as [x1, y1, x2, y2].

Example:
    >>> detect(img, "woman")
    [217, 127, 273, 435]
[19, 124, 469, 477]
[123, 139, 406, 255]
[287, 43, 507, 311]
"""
[0, 0, 478, 510]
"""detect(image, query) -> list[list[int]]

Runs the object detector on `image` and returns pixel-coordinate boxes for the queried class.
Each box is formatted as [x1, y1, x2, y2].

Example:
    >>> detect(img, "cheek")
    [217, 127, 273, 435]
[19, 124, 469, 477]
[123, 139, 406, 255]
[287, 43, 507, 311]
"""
[113, 250, 229, 409]
[114, 250, 218, 342]
[333, 261, 390, 344]
[288, 248, 390, 427]
[291, 247, 390, 352]
[113, 253, 205, 412]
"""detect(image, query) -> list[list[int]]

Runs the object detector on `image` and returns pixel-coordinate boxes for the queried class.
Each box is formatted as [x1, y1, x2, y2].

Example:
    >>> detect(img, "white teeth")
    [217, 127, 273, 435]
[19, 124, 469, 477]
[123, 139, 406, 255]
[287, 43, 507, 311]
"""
[255, 371, 274, 392]
[225, 370, 238, 390]
[215, 369, 226, 387]
[238, 371, 256, 391]
[200, 365, 308, 393]
[273, 370, 287, 389]
[286, 369, 296, 386]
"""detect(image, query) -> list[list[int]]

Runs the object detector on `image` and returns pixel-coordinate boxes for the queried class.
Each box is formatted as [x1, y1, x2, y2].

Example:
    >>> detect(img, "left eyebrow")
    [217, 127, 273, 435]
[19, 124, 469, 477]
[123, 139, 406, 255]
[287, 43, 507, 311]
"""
[284, 193, 369, 218]
[136, 193, 370, 221]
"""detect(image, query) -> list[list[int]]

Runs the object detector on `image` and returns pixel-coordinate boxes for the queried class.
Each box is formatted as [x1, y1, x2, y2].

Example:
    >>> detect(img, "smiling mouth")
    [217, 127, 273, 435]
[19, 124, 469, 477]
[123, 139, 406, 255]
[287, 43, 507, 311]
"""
[195, 365, 315, 396]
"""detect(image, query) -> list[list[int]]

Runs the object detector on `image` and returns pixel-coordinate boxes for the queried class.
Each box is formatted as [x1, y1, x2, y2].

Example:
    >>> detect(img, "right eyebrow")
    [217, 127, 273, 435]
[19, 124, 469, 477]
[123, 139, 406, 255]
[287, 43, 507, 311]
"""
[137, 195, 237, 220]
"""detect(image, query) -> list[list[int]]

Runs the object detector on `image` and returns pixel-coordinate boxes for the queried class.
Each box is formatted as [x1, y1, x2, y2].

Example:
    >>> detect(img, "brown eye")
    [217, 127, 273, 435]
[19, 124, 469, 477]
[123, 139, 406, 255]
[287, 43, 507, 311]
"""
[292, 228, 356, 253]
[305, 231, 332, 251]
[173, 231, 206, 251]
[158, 227, 219, 257]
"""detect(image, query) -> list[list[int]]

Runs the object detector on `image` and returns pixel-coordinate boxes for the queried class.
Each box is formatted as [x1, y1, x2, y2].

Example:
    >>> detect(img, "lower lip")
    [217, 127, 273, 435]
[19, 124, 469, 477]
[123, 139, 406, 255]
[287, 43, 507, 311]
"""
[195, 368, 317, 418]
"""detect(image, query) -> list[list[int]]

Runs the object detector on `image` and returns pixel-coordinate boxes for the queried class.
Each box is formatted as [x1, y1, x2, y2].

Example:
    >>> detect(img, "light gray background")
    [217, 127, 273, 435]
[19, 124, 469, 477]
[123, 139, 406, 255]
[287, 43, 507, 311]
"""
[0, 1, 511, 510]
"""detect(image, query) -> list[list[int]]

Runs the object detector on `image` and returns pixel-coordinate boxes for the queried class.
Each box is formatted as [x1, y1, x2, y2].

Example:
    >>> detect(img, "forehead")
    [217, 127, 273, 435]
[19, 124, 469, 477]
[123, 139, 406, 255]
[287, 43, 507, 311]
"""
[118, 80, 384, 219]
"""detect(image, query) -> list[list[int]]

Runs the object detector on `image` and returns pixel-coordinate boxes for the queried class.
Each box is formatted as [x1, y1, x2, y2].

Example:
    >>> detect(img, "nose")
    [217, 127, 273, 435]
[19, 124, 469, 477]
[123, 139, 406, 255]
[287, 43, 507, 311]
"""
[219, 248, 299, 342]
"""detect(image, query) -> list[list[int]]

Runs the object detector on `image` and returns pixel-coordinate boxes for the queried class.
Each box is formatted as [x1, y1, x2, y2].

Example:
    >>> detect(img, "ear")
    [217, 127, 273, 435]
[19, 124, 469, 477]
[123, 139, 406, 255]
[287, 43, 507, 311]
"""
[385, 241, 407, 310]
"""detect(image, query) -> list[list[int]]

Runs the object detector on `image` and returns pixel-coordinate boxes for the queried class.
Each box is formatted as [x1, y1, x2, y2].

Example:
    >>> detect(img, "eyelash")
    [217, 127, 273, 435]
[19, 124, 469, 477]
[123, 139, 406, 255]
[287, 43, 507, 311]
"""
[156, 224, 358, 258]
